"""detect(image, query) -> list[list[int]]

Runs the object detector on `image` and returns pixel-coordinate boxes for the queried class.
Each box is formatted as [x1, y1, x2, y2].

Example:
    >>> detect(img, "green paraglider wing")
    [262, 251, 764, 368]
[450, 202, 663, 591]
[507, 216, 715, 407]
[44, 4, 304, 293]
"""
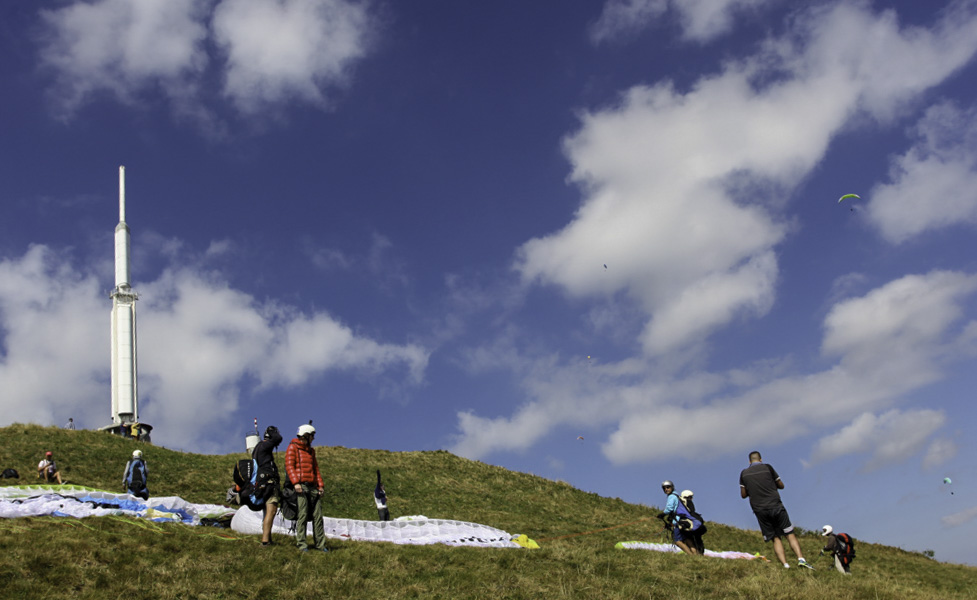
[838, 193, 861, 203]
[944, 477, 952, 485]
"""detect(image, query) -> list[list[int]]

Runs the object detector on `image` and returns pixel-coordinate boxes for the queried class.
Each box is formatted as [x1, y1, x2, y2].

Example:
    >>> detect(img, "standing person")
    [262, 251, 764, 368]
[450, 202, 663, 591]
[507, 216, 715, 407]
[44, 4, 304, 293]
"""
[252, 425, 283, 546]
[123, 449, 149, 500]
[285, 423, 328, 553]
[820, 526, 854, 575]
[64, 418, 75, 430]
[739, 451, 813, 570]
[375, 470, 390, 521]
[37, 451, 63, 484]
[661, 480, 697, 555]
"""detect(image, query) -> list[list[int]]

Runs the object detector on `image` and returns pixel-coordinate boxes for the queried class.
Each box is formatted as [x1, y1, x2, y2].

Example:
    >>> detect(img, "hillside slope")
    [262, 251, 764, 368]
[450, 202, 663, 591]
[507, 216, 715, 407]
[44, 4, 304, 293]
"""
[1, 424, 974, 600]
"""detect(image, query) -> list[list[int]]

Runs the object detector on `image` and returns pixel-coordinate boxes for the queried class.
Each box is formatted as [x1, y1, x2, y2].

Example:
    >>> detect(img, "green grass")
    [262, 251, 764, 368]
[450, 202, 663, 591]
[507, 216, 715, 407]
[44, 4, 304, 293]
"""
[1, 424, 974, 599]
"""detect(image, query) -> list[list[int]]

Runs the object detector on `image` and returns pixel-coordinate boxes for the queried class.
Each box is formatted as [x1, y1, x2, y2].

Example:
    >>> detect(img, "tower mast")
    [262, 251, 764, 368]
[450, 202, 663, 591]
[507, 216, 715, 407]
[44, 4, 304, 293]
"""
[110, 166, 139, 426]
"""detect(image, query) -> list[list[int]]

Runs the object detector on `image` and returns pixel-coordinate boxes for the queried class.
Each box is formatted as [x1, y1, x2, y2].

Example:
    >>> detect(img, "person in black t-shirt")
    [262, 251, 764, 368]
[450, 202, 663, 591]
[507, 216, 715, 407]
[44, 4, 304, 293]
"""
[739, 451, 812, 570]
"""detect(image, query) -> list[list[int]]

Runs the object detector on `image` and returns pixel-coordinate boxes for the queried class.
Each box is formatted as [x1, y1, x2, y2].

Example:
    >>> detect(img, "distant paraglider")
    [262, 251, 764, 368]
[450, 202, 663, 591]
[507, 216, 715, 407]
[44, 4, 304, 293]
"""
[943, 477, 954, 495]
[577, 436, 585, 441]
[839, 193, 860, 211]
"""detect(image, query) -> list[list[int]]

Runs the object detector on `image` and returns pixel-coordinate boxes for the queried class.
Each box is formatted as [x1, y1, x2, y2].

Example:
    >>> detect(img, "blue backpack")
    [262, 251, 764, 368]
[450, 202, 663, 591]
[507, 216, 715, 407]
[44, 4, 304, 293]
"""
[235, 459, 277, 510]
[126, 459, 147, 491]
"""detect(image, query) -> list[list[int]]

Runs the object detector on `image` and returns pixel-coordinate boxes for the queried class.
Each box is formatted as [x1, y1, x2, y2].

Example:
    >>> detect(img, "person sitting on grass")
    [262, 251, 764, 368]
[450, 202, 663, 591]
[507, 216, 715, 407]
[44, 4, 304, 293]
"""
[37, 451, 63, 484]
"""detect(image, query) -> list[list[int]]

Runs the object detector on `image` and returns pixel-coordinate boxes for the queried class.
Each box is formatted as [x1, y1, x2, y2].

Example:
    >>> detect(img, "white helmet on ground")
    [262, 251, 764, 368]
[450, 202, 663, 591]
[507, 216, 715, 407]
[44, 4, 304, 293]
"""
[298, 424, 316, 437]
[821, 525, 833, 536]
[132, 450, 142, 459]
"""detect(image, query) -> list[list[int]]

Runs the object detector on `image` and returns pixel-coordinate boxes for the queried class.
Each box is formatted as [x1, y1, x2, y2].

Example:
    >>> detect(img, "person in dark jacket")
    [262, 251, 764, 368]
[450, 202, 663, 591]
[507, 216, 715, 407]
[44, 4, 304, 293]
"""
[252, 425, 283, 546]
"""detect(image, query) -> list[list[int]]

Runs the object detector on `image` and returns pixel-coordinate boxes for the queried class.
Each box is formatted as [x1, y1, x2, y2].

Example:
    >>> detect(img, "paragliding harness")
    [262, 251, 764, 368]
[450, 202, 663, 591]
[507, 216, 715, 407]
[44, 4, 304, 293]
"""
[834, 532, 856, 568]
[125, 458, 148, 495]
[230, 459, 254, 505]
[679, 496, 707, 535]
[275, 474, 300, 535]
[658, 493, 705, 548]
[232, 458, 279, 511]
[679, 496, 707, 554]
[1, 468, 19, 479]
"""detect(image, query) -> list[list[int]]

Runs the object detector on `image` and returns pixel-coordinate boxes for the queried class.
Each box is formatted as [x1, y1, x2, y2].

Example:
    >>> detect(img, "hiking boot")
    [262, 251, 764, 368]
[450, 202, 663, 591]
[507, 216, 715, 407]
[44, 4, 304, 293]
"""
[798, 559, 814, 570]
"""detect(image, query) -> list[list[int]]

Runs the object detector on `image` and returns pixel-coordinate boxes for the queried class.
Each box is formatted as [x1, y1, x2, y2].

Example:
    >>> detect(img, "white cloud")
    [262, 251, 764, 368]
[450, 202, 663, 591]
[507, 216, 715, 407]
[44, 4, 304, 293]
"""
[36, 0, 375, 123]
[589, 0, 775, 44]
[808, 409, 945, 470]
[458, 4, 977, 463]
[0, 244, 428, 452]
[922, 437, 958, 470]
[521, 2, 977, 359]
[942, 505, 977, 528]
[453, 270, 977, 463]
[0, 246, 108, 427]
[822, 271, 977, 380]
[304, 232, 409, 291]
[212, 0, 374, 115]
[38, 0, 209, 118]
[867, 102, 977, 243]
[589, 0, 667, 45]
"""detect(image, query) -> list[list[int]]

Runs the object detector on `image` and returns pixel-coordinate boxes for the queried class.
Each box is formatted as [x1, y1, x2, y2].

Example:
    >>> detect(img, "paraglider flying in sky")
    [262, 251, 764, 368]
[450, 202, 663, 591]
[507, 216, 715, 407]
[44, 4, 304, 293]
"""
[838, 193, 860, 211]
[944, 477, 954, 495]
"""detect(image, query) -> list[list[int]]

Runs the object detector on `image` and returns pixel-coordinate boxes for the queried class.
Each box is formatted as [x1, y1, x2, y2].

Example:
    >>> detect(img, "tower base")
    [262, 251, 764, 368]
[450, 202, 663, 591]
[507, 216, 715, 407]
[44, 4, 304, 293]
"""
[98, 422, 153, 443]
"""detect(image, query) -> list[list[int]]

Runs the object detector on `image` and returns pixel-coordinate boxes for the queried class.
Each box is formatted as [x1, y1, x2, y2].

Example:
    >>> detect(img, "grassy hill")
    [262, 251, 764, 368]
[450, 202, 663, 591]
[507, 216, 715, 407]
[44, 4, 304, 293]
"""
[0, 424, 974, 600]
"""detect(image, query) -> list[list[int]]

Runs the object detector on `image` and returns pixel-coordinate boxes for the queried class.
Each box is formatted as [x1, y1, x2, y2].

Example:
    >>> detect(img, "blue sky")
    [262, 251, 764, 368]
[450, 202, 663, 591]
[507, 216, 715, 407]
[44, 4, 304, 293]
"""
[2, 0, 977, 565]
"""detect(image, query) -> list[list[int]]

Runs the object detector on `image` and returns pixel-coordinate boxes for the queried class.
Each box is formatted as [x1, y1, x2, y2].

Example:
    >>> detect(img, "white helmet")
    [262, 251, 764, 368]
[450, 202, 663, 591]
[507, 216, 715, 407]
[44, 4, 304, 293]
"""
[680, 489, 694, 500]
[297, 424, 316, 437]
[132, 449, 142, 459]
[821, 525, 833, 536]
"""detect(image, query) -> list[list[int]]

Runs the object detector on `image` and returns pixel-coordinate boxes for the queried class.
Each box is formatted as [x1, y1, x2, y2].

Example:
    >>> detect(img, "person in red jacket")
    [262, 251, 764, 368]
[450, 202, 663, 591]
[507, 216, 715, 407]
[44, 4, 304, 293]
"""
[285, 423, 327, 552]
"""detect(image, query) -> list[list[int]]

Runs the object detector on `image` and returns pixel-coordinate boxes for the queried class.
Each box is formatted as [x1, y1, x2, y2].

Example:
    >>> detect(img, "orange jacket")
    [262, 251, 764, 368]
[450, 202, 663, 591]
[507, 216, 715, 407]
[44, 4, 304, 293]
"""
[285, 437, 324, 488]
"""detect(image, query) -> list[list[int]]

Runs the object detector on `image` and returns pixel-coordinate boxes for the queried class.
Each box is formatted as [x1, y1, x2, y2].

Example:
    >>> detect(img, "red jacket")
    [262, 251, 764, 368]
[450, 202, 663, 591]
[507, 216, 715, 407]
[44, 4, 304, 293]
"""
[285, 437, 324, 489]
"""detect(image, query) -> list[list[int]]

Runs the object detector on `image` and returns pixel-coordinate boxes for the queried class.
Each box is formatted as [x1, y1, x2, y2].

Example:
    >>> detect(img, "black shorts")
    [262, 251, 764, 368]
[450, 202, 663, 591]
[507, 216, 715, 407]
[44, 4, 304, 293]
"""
[754, 506, 793, 541]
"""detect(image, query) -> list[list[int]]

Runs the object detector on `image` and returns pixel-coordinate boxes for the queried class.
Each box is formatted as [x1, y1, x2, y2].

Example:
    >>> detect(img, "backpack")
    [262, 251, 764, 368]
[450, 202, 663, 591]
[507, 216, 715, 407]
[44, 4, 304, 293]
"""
[680, 496, 708, 536]
[835, 533, 856, 566]
[1, 468, 18, 479]
[126, 459, 147, 491]
[675, 503, 703, 533]
[231, 459, 265, 510]
[279, 474, 299, 521]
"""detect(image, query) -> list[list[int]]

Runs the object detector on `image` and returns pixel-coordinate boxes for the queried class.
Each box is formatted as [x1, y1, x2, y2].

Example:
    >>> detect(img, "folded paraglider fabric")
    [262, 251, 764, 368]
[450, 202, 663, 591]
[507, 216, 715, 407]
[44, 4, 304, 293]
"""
[0, 485, 235, 525]
[615, 540, 759, 560]
[231, 508, 525, 548]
